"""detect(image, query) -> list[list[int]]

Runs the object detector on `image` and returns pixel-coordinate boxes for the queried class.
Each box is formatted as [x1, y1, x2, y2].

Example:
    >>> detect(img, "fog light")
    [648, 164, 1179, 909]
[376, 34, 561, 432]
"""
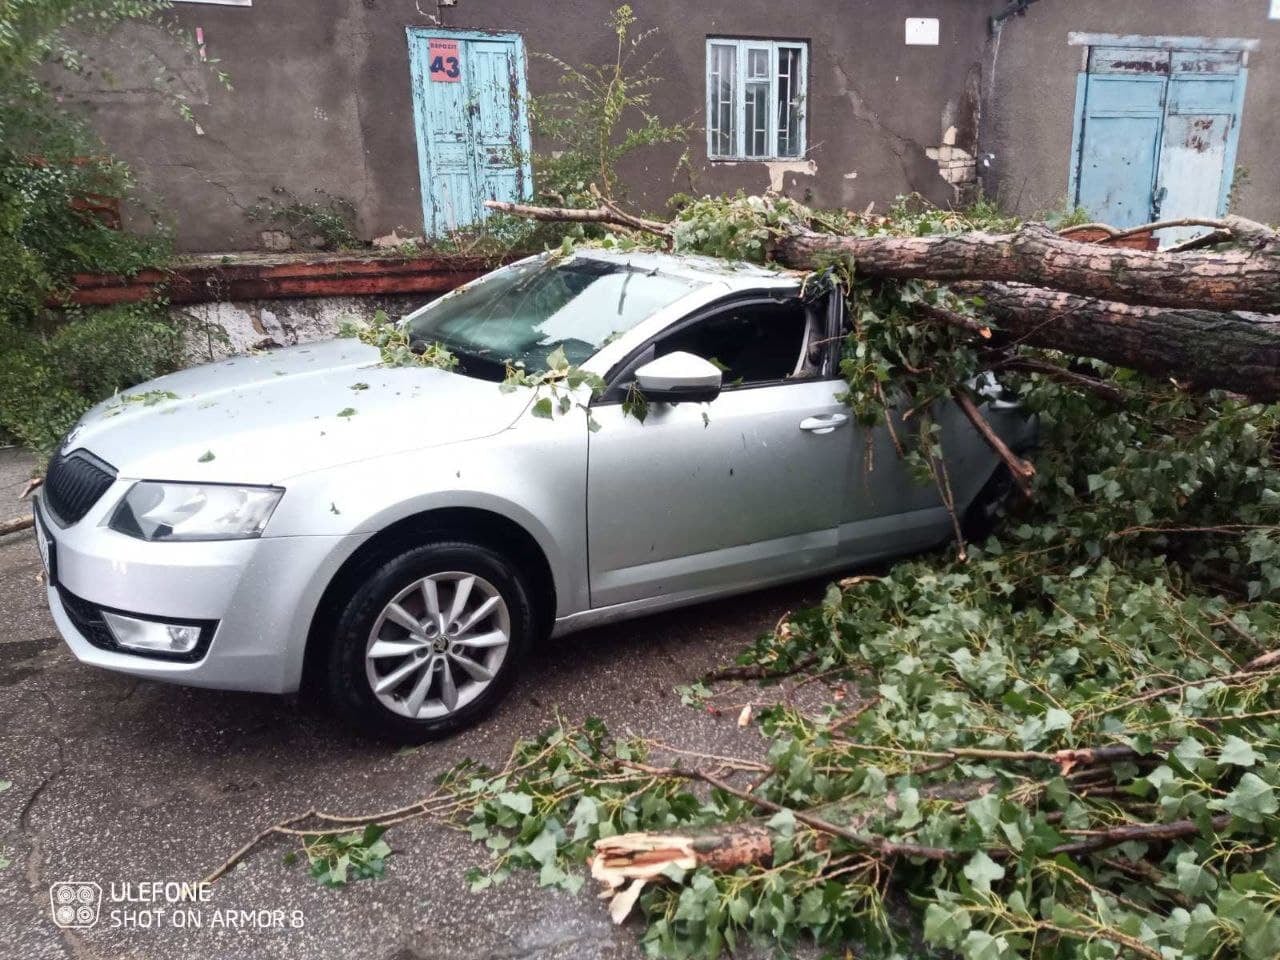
[102, 611, 202, 655]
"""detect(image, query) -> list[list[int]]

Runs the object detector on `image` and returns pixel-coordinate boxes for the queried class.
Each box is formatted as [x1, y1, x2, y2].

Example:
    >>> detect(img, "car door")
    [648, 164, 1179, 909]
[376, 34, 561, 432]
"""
[586, 292, 854, 608]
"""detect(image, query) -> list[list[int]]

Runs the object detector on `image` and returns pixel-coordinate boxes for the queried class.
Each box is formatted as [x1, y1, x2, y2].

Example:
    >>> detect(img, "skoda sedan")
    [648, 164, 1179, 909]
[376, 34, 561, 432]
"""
[33, 250, 1034, 741]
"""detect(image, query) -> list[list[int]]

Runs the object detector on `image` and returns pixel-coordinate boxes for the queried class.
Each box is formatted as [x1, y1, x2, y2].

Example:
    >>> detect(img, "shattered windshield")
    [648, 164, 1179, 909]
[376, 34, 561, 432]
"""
[401, 256, 701, 378]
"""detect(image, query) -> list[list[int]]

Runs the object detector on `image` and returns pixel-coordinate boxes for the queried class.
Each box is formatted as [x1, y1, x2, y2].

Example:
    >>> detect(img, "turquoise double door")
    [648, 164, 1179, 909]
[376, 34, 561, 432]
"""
[407, 29, 533, 236]
[1069, 42, 1249, 245]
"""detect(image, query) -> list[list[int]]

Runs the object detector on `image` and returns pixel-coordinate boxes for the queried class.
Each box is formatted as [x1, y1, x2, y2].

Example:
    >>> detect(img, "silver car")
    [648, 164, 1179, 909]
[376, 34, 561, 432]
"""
[33, 250, 1034, 741]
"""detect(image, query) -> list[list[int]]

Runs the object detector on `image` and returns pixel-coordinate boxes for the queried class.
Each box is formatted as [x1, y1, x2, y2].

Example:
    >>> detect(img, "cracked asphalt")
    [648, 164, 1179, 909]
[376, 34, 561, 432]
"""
[0, 446, 833, 960]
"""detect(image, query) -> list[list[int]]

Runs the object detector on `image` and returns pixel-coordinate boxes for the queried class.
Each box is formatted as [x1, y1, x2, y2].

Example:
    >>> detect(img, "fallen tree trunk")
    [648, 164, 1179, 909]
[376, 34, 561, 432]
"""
[488, 199, 1280, 314]
[969, 282, 1280, 400]
[773, 219, 1280, 314]
[485, 198, 1280, 403]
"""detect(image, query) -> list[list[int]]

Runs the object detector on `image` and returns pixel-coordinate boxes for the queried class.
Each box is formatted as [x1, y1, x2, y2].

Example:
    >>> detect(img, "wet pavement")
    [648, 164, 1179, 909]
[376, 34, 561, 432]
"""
[0, 446, 832, 960]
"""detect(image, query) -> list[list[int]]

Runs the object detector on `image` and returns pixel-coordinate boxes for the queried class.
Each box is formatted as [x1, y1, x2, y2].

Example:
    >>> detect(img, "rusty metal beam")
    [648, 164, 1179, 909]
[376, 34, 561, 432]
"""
[60, 253, 515, 307]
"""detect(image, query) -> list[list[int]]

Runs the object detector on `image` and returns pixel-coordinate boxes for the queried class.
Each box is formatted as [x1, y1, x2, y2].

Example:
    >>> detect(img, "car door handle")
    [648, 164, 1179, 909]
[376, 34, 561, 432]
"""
[799, 413, 849, 435]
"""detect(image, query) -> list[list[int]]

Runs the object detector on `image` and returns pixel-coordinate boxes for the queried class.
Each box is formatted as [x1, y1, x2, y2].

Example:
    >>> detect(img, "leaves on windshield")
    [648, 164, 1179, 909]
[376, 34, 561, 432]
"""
[339, 310, 458, 371]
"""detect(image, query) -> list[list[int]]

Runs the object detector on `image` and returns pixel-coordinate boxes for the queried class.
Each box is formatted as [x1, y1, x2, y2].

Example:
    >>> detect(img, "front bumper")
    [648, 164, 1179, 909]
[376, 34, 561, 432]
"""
[36, 488, 360, 694]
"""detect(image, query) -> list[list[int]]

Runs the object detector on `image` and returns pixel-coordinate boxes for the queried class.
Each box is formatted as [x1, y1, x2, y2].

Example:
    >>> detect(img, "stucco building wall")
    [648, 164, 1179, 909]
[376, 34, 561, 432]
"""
[984, 0, 1280, 222]
[60, 0, 996, 252]
[58, 1, 1280, 253]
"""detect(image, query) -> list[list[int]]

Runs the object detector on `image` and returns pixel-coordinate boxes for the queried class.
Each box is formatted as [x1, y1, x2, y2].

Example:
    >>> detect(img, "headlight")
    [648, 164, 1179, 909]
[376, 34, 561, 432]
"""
[109, 482, 283, 542]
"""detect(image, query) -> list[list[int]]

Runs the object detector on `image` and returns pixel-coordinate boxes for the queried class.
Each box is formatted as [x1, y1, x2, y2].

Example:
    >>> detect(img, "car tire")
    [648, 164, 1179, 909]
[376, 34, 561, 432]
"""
[324, 540, 534, 743]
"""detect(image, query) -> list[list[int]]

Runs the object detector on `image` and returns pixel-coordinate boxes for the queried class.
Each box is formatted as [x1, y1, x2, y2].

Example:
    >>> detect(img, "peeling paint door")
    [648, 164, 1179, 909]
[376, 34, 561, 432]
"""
[1154, 51, 1247, 245]
[407, 30, 532, 236]
[1069, 42, 1248, 244]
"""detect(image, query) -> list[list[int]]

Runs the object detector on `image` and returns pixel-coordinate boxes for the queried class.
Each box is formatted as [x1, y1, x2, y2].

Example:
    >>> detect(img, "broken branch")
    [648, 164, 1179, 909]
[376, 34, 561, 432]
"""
[0, 516, 33, 537]
[952, 387, 1036, 496]
[484, 198, 671, 237]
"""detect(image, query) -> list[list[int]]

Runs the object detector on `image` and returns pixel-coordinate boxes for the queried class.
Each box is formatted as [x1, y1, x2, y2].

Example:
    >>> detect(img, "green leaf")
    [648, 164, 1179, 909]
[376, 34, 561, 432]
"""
[197, 450, 215, 462]
[965, 793, 1002, 837]
[1218, 735, 1259, 767]
[961, 929, 1011, 960]
[1175, 854, 1217, 897]
[497, 791, 534, 815]
[524, 827, 558, 866]
[961, 851, 1005, 894]
[545, 345, 569, 371]
[531, 397, 554, 420]
[1213, 772, 1278, 824]
[923, 901, 971, 948]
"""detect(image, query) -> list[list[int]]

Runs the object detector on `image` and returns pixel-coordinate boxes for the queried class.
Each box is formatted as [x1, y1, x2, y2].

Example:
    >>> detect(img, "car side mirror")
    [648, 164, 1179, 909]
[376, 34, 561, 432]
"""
[632, 351, 722, 404]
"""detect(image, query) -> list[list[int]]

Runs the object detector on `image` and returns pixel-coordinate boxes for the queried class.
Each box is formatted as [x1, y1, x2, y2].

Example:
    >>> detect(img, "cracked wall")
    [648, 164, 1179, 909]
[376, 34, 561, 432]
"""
[69, 1, 996, 251]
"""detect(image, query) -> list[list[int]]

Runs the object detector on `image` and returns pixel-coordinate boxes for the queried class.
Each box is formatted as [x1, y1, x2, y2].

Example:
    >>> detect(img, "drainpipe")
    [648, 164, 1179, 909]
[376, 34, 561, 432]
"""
[990, 0, 1043, 34]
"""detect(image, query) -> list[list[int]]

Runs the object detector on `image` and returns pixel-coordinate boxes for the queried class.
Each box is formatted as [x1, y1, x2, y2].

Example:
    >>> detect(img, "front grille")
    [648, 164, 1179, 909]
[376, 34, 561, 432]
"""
[55, 584, 217, 663]
[44, 449, 117, 526]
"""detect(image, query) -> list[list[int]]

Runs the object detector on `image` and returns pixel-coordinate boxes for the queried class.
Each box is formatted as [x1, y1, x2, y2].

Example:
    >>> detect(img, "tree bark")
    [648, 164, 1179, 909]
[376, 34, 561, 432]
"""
[773, 221, 1280, 314]
[485, 199, 1280, 401]
[969, 282, 1280, 400]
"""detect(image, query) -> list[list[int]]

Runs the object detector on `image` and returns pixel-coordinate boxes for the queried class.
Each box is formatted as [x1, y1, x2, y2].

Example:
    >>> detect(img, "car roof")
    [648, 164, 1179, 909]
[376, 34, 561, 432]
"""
[571, 247, 804, 291]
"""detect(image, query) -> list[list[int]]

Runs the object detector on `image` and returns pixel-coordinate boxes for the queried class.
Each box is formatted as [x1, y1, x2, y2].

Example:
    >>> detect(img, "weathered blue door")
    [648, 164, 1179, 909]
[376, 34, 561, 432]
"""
[407, 30, 533, 236]
[1069, 40, 1249, 243]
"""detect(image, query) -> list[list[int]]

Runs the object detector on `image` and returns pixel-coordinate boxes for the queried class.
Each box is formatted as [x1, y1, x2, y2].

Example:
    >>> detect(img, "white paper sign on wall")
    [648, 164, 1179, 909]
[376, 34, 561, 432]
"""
[1271, 0, 1280, 19]
[905, 18, 940, 45]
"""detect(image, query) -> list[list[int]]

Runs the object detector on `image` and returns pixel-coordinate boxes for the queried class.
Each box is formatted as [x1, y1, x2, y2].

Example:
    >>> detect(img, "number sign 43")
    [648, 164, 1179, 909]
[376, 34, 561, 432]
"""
[428, 38, 462, 82]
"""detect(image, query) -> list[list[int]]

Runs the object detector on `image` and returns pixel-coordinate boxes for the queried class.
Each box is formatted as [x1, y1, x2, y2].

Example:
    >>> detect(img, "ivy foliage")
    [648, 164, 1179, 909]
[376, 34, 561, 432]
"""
[435, 193, 1280, 959]
[0, 0, 186, 452]
[286, 824, 392, 889]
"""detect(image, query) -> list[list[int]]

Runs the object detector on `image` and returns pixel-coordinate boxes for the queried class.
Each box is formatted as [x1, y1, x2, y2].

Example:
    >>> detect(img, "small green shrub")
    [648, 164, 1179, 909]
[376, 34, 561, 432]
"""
[531, 5, 687, 206]
[0, 0, 198, 453]
[0, 303, 185, 453]
[248, 187, 361, 250]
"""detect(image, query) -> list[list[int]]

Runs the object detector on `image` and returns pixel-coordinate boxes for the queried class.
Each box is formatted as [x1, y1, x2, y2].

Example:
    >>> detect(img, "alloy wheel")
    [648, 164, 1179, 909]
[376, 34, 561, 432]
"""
[364, 571, 511, 720]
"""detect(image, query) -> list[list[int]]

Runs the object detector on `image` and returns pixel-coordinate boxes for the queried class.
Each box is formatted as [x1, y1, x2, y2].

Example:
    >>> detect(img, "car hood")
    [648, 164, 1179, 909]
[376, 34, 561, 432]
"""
[67, 340, 532, 483]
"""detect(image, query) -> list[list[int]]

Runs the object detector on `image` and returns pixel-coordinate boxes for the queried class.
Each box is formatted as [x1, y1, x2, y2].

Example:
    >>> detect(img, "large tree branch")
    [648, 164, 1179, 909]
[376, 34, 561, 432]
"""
[774, 220, 1280, 313]
[968, 282, 1280, 400]
[952, 388, 1036, 496]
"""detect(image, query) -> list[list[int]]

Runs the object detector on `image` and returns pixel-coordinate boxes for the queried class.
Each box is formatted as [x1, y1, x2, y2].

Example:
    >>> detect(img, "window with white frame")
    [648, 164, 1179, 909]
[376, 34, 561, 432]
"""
[706, 39, 807, 160]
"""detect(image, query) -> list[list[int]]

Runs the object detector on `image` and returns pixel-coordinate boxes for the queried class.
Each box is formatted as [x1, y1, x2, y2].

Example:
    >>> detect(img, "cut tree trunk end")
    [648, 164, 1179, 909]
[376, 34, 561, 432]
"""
[591, 827, 772, 922]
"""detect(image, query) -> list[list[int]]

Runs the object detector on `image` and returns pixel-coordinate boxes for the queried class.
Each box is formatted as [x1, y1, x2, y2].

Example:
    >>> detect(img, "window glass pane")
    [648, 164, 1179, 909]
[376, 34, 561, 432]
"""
[744, 81, 769, 157]
[776, 46, 803, 157]
[655, 301, 811, 386]
[747, 48, 770, 79]
[708, 44, 737, 157]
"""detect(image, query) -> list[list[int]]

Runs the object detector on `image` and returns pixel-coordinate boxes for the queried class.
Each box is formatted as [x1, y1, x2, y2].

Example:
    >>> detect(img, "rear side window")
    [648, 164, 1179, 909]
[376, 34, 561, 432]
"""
[654, 299, 812, 387]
